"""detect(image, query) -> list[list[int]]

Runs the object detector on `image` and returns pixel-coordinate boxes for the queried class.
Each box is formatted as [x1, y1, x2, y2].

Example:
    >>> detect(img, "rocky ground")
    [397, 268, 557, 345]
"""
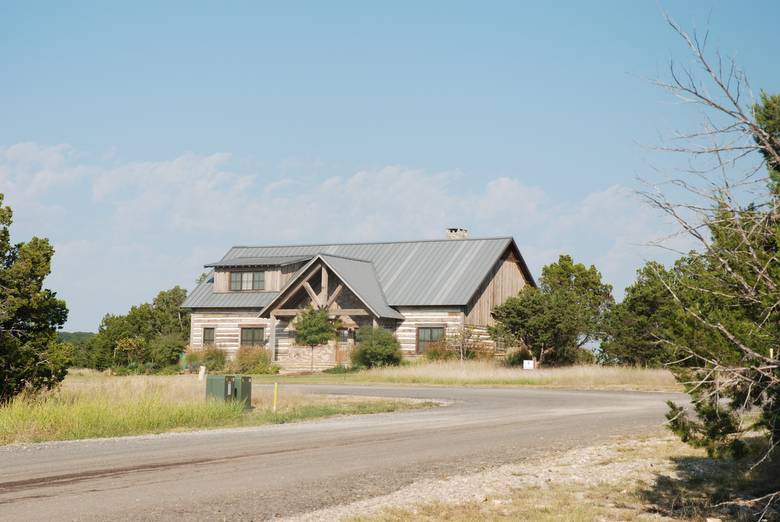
[282, 436, 704, 521]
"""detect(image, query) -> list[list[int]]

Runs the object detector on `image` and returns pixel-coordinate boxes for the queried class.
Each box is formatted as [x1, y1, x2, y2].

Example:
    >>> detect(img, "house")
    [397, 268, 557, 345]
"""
[181, 229, 535, 371]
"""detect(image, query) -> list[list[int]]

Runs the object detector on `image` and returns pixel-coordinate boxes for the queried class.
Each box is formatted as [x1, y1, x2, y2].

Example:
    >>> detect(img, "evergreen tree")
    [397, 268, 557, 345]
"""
[0, 194, 70, 401]
[491, 255, 613, 366]
[600, 262, 678, 366]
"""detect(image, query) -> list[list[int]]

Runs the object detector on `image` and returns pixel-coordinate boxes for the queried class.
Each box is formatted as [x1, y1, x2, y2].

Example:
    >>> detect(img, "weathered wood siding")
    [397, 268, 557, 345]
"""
[393, 306, 464, 356]
[213, 271, 229, 292]
[280, 261, 308, 287]
[189, 310, 269, 358]
[211, 262, 308, 293]
[464, 250, 527, 326]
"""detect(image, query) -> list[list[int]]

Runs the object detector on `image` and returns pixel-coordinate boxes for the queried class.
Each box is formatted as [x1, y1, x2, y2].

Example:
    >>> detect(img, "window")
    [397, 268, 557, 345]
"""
[230, 271, 265, 291]
[230, 272, 242, 291]
[417, 326, 445, 354]
[253, 271, 265, 290]
[241, 328, 265, 347]
[203, 327, 215, 346]
[337, 329, 349, 344]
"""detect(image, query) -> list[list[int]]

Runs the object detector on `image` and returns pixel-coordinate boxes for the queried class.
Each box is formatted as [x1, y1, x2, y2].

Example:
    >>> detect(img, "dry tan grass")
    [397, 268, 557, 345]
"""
[348, 361, 680, 391]
[0, 372, 428, 444]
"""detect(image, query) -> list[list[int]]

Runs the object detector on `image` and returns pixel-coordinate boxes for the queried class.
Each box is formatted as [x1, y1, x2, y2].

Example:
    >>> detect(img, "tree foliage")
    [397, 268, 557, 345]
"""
[350, 327, 402, 368]
[0, 193, 70, 402]
[491, 255, 613, 365]
[76, 287, 190, 371]
[600, 262, 678, 366]
[294, 307, 336, 348]
[642, 19, 780, 510]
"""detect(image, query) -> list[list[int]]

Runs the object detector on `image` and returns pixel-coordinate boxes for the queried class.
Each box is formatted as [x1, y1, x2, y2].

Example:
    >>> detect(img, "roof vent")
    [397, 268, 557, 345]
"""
[446, 227, 469, 240]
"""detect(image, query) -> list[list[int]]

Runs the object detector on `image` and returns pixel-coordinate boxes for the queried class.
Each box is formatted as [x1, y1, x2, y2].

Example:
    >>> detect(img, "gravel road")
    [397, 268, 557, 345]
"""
[0, 384, 682, 521]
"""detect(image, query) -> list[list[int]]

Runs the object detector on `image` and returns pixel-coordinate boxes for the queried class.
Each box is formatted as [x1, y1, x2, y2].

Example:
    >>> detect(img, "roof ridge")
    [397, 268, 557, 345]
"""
[230, 254, 314, 259]
[229, 236, 513, 249]
[316, 252, 372, 263]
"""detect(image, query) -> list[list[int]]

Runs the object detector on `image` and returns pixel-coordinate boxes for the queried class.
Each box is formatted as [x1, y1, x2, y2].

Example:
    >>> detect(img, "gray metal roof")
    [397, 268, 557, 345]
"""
[181, 272, 280, 309]
[256, 254, 405, 320]
[204, 255, 312, 268]
[319, 254, 403, 319]
[219, 237, 532, 306]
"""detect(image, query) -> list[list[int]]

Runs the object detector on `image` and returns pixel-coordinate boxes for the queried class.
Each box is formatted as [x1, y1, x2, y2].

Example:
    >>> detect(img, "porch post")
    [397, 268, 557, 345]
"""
[320, 266, 329, 307]
[269, 313, 277, 361]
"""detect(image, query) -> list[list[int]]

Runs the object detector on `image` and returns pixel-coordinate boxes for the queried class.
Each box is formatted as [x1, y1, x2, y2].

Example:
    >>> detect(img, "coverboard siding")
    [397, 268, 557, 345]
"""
[394, 307, 464, 355]
[190, 311, 269, 358]
[212, 267, 289, 292]
[465, 250, 527, 326]
[213, 271, 229, 292]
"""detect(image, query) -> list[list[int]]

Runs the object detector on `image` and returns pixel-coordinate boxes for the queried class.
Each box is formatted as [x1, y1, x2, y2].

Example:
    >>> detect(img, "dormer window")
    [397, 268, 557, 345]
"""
[229, 271, 265, 291]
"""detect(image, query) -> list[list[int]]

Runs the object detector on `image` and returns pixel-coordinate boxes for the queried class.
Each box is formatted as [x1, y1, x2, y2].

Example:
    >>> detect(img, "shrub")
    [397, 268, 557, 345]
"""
[202, 347, 226, 372]
[505, 347, 534, 367]
[323, 364, 356, 374]
[351, 327, 402, 369]
[147, 334, 187, 368]
[183, 348, 202, 368]
[424, 340, 455, 361]
[572, 347, 596, 365]
[156, 365, 180, 375]
[229, 347, 279, 374]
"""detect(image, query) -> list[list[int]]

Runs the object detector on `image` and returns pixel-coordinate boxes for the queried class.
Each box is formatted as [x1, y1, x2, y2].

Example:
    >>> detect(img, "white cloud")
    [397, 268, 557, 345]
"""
[0, 143, 691, 329]
[0, 142, 87, 196]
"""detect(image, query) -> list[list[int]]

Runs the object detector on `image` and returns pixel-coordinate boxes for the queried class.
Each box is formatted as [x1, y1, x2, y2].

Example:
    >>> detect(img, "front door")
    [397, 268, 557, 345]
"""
[336, 329, 351, 364]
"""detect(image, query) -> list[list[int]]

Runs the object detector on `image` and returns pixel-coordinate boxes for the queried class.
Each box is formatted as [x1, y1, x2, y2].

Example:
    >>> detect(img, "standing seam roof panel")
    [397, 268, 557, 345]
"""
[215, 238, 519, 306]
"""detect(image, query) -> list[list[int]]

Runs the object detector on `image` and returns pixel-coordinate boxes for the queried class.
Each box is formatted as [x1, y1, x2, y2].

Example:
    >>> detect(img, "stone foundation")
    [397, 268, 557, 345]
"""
[277, 343, 338, 373]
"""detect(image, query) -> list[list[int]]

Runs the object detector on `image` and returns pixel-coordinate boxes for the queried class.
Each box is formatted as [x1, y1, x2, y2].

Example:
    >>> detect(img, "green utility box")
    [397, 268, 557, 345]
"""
[234, 376, 252, 409]
[205, 375, 252, 409]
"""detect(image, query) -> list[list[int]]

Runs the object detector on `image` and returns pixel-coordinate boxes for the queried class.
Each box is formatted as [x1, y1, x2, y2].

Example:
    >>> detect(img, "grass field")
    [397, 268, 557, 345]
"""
[251, 361, 680, 392]
[0, 371, 431, 445]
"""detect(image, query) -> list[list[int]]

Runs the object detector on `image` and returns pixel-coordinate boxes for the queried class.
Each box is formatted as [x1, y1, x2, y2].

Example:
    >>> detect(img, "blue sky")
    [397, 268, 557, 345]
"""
[1, 1, 778, 330]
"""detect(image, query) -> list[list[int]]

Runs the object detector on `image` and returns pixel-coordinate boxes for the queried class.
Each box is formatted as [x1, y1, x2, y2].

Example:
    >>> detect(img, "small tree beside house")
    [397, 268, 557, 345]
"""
[294, 307, 337, 372]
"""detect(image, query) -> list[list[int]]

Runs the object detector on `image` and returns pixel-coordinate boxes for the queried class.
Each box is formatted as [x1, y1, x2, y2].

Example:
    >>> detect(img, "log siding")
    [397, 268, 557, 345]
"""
[393, 306, 464, 356]
[190, 310, 270, 359]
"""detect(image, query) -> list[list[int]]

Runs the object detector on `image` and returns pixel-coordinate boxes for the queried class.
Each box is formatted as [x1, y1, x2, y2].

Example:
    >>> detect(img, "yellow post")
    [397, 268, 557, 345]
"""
[272, 382, 278, 413]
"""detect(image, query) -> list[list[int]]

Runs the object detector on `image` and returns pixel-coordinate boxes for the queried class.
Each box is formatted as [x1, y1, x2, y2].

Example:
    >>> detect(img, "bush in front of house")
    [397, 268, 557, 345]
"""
[229, 346, 279, 374]
[201, 347, 226, 372]
[505, 347, 534, 367]
[424, 340, 455, 361]
[350, 327, 402, 369]
[183, 348, 203, 370]
[322, 364, 356, 374]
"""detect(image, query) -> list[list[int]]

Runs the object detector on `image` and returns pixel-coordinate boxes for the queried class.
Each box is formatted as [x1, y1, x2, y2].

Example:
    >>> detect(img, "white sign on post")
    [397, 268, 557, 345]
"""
[522, 360, 535, 370]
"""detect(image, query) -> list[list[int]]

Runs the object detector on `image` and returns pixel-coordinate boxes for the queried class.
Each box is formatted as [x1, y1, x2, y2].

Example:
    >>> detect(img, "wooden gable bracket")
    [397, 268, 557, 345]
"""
[326, 283, 343, 307]
[275, 264, 321, 309]
[320, 266, 329, 306]
[302, 281, 320, 307]
[270, 261, 373, 319]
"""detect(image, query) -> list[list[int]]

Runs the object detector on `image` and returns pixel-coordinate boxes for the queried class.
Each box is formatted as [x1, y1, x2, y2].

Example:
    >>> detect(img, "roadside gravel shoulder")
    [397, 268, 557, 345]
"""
[283, 436, 693, 522]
